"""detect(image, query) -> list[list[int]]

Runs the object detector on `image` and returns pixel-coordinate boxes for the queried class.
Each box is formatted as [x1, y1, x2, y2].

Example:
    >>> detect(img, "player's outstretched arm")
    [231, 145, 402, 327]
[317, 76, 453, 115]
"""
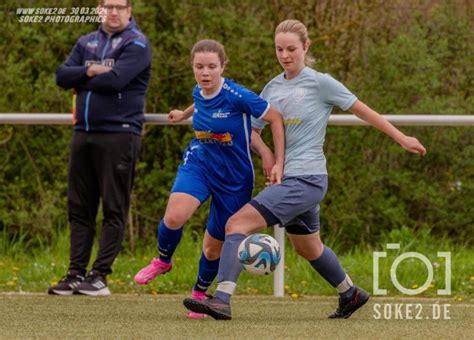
[349, 100, 427, 155]
[168, 104, 195, 123]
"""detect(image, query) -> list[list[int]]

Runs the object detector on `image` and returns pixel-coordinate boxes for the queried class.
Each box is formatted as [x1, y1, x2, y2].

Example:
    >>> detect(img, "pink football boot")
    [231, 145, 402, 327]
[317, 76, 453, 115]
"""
[134, 258, 172, 285]
[187, 290, 208, 319]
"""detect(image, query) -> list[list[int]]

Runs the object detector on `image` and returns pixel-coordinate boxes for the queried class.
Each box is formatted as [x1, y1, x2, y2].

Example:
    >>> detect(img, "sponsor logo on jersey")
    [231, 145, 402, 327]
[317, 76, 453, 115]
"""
[283, 115, 303, 125]
[212, 109, 230, 119]
[195, 131, 233, 145]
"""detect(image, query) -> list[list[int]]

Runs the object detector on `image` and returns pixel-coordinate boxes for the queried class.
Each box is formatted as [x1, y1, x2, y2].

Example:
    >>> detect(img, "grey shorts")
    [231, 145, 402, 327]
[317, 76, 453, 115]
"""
[250, 175, 328, 234]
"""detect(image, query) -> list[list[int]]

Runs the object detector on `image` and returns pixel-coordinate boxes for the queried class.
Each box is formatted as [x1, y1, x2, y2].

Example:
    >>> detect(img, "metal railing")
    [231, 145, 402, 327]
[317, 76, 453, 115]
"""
[1, 113, 474, 126]
[1, 113, 473, 297]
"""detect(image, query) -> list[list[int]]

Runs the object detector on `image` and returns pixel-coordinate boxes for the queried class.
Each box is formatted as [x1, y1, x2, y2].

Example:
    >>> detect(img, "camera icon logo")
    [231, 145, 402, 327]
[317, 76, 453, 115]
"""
[373, 243, 451, 295]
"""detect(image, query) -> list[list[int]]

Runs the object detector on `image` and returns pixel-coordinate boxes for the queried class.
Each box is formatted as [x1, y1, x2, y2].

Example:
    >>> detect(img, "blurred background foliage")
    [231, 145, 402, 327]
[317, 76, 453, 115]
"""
[0, 0, 472, 251]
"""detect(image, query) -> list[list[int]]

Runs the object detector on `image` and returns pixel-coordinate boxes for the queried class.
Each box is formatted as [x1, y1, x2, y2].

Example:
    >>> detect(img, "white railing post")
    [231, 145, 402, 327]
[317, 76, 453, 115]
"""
[273, 226, 285, 297]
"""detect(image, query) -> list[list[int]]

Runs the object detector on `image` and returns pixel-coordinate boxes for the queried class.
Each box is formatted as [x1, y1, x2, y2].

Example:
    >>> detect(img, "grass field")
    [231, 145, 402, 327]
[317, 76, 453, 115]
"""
[1, 226, 473, 338]
[0, 293, 472, 339]
[1, 226, 473, 298]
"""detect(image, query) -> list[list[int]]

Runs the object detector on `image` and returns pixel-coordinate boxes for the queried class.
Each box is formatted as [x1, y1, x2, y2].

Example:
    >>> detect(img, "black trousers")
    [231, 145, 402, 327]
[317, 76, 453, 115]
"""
[67, 131, 141, 276]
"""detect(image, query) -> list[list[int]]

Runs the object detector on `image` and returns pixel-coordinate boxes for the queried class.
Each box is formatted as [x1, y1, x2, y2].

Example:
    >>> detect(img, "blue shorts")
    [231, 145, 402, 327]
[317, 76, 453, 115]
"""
[171, 161, 253, 241]
[251, 175, 328, 234]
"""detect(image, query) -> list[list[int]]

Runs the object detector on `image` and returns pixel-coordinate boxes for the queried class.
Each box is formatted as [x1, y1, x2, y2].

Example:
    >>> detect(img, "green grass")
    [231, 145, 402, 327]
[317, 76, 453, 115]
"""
[0, 226, 473, 299]
[0, 294, 472, 338]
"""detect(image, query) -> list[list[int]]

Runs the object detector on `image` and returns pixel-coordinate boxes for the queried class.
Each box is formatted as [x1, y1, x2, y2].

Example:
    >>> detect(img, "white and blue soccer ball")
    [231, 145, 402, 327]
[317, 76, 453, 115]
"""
[238, 233, 281, 276]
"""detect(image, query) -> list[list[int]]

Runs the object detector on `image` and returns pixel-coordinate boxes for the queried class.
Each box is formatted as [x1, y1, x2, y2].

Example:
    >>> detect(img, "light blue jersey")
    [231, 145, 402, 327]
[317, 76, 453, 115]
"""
[253, 67, 357, 176]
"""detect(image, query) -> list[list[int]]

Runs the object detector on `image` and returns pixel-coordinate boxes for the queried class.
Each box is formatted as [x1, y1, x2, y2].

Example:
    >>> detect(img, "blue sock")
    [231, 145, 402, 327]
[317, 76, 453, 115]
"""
[309, 246, 355, 300]
[215, 233, 246, 303]
[193, 253, 219, 292]
[157, 219, 183, 264]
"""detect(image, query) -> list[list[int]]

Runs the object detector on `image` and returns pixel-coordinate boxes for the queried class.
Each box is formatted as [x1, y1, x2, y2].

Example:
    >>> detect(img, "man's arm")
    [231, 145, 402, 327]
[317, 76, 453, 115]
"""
[82, 41, 152, 93]
[56, 40, 89, 89]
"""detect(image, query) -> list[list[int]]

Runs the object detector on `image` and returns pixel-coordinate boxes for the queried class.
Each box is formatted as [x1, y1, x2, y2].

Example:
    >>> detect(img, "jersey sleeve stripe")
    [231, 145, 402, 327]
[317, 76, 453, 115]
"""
[133, 41, 146, 48]
[256, 102, 271, 120]
[242, 113, 255, 188]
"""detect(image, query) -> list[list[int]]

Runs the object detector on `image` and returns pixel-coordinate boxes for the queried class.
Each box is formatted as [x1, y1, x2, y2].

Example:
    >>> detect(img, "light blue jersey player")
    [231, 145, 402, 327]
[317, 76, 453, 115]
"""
[134, 39, 285, 319]
[185, 20, 426, 321]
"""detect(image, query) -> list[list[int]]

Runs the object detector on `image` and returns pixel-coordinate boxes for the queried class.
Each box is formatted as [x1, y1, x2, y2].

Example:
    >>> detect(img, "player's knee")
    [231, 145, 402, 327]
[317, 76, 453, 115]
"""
[163, 213, 185, 229]
[293, 236, 324, 260]
[292, 244, 303, 257]
[224, 214, 245, 234]
[313, 238, 324, 258]
[202, 245, 220, 261]
[310, 246, 324, 260]
[293, 244, 312, 259]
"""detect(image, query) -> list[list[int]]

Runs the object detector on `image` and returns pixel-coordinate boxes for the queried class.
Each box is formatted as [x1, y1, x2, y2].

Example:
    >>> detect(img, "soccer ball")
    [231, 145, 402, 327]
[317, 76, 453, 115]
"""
[238, 233, 281, 276]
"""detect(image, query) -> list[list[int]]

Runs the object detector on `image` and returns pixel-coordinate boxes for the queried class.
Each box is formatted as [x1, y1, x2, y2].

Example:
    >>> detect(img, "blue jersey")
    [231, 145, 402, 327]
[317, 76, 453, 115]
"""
[185, 78, 270, 192]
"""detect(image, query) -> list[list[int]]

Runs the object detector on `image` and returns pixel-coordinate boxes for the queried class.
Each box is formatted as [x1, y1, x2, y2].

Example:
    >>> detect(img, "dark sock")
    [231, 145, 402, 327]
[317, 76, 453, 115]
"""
[309, 246, 355, 299]
[215, 233, 246, 303]
[341, 285, 357, 301]
[193, 253, 219, 292]
[157, 219, 183, 264]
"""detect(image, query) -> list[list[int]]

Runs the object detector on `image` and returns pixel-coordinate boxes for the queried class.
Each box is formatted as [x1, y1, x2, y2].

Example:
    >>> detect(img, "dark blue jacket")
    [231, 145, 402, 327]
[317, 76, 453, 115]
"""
[56, 18, 152, 135]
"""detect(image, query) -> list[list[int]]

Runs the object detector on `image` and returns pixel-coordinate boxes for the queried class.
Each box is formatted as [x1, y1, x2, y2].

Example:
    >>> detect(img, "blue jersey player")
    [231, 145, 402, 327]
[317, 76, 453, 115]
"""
[134, 39, 285, 318]
[185, 20, 426, 320]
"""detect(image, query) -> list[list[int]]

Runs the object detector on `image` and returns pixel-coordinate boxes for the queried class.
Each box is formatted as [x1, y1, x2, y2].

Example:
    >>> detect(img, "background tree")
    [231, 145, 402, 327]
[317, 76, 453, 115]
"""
[0, 0, 472, 250]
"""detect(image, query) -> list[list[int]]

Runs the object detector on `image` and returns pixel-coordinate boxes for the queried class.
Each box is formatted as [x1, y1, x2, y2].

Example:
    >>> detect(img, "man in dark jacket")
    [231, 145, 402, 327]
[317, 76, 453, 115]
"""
[48, 0, 151, 296]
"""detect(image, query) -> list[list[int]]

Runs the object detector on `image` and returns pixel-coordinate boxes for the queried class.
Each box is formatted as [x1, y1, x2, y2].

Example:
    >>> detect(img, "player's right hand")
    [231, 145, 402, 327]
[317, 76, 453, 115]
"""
[168, 110, 185, 123]
[269, 163, 283, 185]
[260, 149, 275, 179]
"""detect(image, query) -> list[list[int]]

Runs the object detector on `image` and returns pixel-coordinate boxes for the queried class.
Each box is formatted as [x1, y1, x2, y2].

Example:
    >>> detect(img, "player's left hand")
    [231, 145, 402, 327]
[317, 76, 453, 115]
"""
[399, 136, 427, 155]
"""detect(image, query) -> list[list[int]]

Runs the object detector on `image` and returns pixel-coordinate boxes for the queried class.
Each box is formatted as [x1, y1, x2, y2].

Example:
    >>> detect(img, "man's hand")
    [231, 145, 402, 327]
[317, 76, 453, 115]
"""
[86, 64, 112, 77]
